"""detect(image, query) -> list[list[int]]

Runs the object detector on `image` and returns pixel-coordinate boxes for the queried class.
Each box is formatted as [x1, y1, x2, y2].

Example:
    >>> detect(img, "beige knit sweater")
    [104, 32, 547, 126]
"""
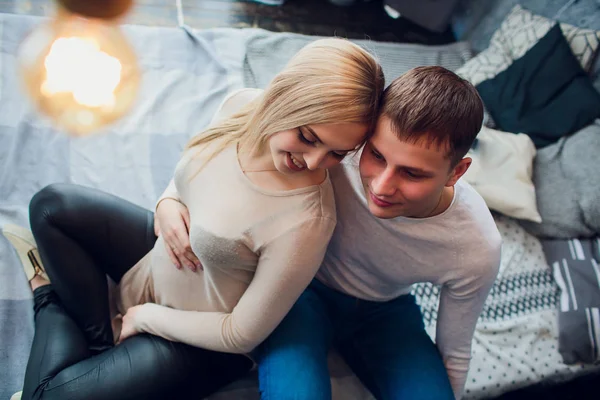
[116, 89, 336, 353]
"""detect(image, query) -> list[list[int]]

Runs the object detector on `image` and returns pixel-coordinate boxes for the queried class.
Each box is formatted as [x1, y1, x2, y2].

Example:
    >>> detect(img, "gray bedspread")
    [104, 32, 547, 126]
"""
[2, 12, 599, 400]
[243, 30, 472, 88]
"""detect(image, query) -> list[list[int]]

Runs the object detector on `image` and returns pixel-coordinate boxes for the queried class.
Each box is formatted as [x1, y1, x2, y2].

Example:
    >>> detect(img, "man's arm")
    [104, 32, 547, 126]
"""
[436, 244, 501, 399]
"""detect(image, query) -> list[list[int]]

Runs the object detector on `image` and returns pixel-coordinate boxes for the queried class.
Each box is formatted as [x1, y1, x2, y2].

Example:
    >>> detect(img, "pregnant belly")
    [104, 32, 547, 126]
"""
[149, 236, 249, 313]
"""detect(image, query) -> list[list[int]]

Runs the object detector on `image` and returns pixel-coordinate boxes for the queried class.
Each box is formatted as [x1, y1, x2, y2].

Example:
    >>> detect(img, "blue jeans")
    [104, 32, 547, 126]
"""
[254, 279, 454, 400]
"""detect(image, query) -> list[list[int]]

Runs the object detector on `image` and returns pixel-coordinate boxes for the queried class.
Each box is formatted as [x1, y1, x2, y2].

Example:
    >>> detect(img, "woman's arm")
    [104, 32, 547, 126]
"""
[121, 216, 336, 353]
[154, 89, 263, 270]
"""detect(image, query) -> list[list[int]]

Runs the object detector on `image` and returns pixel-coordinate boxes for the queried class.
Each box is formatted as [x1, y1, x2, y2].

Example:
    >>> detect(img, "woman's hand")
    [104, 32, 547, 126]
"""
[118, 305, 143, 343]
[155, 198, 202, 271]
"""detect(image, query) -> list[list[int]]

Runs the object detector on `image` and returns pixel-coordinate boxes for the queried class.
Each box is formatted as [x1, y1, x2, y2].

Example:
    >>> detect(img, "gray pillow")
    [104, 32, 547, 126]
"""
[520, 120, 600, 238]
[541, 238, 600, 364]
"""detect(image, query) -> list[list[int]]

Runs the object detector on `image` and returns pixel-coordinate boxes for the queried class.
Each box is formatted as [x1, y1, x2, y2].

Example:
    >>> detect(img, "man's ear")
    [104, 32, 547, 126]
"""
[445, 157, 471, 187]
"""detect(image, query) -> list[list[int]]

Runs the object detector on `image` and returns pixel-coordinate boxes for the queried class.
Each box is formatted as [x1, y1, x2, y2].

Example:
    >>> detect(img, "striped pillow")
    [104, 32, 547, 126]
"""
[542, 238, 600, 364]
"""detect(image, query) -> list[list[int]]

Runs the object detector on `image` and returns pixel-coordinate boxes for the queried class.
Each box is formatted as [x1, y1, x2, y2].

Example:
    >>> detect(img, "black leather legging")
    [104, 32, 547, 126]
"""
[21, 183, 252, 400]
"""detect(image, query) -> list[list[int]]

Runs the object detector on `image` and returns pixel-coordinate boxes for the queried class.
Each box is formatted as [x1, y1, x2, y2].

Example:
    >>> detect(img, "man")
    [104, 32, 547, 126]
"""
[158, 66, 501, 399]
[253, 66, 501, 400]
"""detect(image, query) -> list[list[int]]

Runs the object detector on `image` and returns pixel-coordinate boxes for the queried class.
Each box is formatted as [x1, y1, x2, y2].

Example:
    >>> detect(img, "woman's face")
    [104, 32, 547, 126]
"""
[268, 122, 369, 174]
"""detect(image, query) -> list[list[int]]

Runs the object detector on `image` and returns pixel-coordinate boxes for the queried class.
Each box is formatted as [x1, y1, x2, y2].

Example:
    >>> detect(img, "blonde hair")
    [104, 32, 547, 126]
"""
[185, 38, 384, 170]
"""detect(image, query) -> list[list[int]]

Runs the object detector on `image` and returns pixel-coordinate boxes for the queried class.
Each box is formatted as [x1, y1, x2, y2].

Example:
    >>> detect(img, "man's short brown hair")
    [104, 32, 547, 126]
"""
[382, 66, 483, 166]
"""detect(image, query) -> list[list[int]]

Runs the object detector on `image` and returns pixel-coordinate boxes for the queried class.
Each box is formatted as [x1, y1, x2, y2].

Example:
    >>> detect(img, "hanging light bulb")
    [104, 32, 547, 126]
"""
[17, 0, 140, 135]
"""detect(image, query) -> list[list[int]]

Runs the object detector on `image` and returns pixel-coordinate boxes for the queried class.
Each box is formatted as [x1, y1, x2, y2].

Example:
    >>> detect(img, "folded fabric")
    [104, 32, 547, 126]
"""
[463, 126, 541, 222]
[520, 120, 600, 238]
[541, 238, 600, 364]
[452, 0, 600, 54]
[476, 24, 600, 148]
[456, 4, 600, 87]
[455, 4, 600, 130]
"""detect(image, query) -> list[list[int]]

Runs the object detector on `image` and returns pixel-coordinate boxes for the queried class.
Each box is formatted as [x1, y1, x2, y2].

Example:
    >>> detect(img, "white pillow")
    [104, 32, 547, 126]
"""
[463, 127, 542, 223]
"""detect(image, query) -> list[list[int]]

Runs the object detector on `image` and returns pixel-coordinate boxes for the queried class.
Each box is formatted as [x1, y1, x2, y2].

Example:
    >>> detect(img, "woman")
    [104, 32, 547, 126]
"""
[4, 38, 384, 400]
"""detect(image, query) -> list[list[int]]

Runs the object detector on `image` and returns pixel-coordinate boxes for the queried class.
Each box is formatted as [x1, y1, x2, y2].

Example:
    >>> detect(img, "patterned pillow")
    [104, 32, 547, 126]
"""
[457, 4, 600, 87]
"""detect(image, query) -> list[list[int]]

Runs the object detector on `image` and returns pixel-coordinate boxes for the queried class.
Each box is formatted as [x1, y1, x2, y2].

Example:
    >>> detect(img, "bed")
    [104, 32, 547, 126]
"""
[1, 10, 599, 400]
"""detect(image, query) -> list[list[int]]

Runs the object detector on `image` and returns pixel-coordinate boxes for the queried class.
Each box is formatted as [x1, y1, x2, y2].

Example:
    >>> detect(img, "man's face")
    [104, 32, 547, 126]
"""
[359, 115, 469, 219]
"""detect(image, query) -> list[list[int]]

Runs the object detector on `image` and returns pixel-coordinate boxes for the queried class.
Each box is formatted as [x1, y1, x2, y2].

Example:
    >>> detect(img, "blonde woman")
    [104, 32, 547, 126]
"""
[5, 38, 384, 400]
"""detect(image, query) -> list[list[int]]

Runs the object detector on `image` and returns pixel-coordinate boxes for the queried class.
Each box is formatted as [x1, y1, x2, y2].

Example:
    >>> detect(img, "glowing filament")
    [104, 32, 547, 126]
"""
[42, 37, 122, 108]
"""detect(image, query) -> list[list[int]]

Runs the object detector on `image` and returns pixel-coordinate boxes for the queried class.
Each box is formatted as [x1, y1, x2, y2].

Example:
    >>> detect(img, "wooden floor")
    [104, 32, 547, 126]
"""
[0, 0, 455, 44]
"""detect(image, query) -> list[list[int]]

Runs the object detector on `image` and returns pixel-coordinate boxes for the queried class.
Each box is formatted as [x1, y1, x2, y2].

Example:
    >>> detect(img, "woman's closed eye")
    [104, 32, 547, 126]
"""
[297, 128, 316, 145]
[298, 126, 348, 159]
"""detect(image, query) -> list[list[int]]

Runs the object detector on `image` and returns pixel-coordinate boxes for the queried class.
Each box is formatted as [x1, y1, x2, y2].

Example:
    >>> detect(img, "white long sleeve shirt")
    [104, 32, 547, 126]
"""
[317, 153, 502, 399]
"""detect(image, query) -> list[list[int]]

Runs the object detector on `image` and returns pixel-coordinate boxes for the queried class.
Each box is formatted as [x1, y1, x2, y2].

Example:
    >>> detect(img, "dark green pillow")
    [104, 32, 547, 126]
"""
[477, 24, 600, 148]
